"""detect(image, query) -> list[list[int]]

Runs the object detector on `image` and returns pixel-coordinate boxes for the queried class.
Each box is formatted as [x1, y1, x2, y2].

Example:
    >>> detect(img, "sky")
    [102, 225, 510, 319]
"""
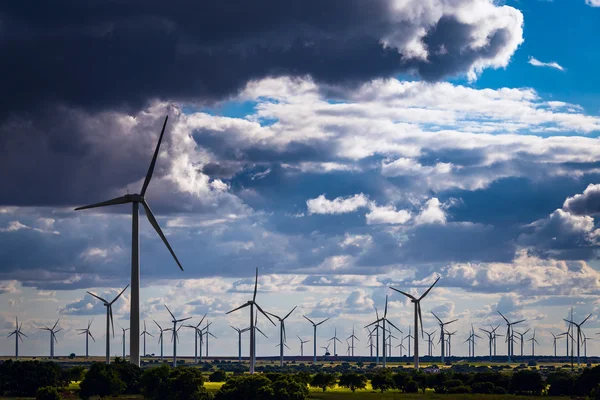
[2, 0, 600, 360]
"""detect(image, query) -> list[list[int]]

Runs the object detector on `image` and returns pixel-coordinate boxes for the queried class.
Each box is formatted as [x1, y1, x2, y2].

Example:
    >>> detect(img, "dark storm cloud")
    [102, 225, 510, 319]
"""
[0, 0, 522, 117]
[563, 184, 600, 216]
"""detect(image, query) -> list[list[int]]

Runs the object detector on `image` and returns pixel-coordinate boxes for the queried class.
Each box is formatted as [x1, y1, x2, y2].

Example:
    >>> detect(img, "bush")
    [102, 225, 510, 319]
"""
[36, 386, 61, 400]
[547, 371, 575, 396]
[404, 378, 418, 393]
[370, 370, 394, 393]
[493, 386, 507, 395]
[471, 382, 494, 394]
[63, 366, 85, 382]
[590, 384, 600, 400]
[215, 374, 307, 400]
[142, 365, 211, 400]
[79, 363, 125, 400]
[209, 370, 227, 382]
[338, 372, 367, 392]
[392, 371, 408, 390]
[509, 369, 544, 395]
[0, 361, 66, 397]
[112, 358, 142, 394]
[310, 372, 337, 392]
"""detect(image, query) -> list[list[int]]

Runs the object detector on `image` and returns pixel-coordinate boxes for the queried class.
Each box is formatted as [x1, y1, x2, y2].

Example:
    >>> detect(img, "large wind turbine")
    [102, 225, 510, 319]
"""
[231, 326, 251, 363]
[40, 319, 61, 359]
[328, 328, 342, 357]
[118, 325, 129, 358]
[298, 336, 310, 357]
[431, 311, 457, 363]
[347, 327, 360, 357]
[497, 311, 525, 363]
[226, 268, 275, 374]
[564, 313, 592, 366]
[390, 277, 439, 369]
[75, 115, 184, 367]
[8, 317, 27, 360]
[165, 305, 191, 367]
[266, 306, 297, 367]
[87, 285, 129, 364]
[185, 315, 207, 364]
[303, 316, 330, 364]
[77, 319, 95, 360]
[365, 295, 401, 368]
[154, 320, 171, 361]
[140, 320, 154, 358]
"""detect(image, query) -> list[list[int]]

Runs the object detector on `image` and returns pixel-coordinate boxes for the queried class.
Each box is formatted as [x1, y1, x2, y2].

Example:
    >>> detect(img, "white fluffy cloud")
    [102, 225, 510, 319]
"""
[365, 204, 412, 225]
[528, 56, 565, 71]
[586, 0, 600, 7]
[306, 194, 369, 215]
[415, 198, 447, 225]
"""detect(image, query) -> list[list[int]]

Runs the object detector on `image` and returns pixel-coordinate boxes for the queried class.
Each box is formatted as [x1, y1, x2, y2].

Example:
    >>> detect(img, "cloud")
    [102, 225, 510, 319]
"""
[528, 56, 565, 71]
[365, 204, 411, 225]
[415, 198, 447, 225]
[563, 184, 600, 216]
[0, 281, 20, 295]
[307, 194, 369, 215]
[586, 0, 600, 7]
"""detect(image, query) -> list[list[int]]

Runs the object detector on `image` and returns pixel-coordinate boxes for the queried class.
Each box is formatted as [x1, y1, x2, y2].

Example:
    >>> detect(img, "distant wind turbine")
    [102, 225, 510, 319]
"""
[328, 328, 342, 357]
[424, 331, 436, 357]
[514, 328, 530, 357]
[77, 319, 95, 360]
[527, 329, 539, 356]
[40, 319, 61, 360]
[118, 324, 129, 358]
[204, 320, 217, 358]
[431, 311, 457, 363]
[226, 268, 275, 374]
[550, 331, 562, 357]
[164, 305, 191, 367]
[75, 115, 184, 367]
[153, 320, 171, 361]
[87, 285, 129, 364]
[390, 277, 439, 370]
[8, 317, 27, 360]
[498, 311, 525, 363]
[140, 320, 154, 358]
[298, 335, 310, 357]
[347, 327, 360, 357]
[445, 330, 457, 357]
[230, 325, 251, 363]
[479, 325, 500, 362]
[266, 306, 297, 367]
[303, 315, 330, 364]
[365, 295, 401, 368]
[185, 315, 207, 364]
[564, 313, 592, 366]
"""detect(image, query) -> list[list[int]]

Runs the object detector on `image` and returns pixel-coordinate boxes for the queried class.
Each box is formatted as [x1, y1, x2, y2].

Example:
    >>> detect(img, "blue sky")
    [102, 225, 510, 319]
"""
[2, 0, 600, 360]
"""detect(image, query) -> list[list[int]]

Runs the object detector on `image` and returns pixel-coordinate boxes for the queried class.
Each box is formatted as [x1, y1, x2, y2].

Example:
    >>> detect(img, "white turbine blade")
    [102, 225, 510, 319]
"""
[109, 306, 115, 337]
[52, 319, 60, 331]
[431, 311, 442, 325]
[164, 305, 176, 320]
[513, 319, 526, 325]
[316, 317, 330, 327]
[75, 195, 131, 211]
[153, 320, 162, 330]
[446, 319, 458, 325]
[176, 317, 192, 323]
[253, 267, 258, 302]
[256, 327, 268, 338]
[283, 306, 297, 320]
[419, 277, 440, 300]
[7, 332, 15, 338]
[582, 314, 593, 325]
[389, 287, 417, 300]
[89, 332, 95, 342]
[198, 313, 207, 327]
[255, 303, 276, 326]
[140, 116, 169, 196]
[497, 311, 509, 323]
[303, 315, 315, 325]
[384, 295, 388, 317]
[110, 284, 129, 304]
[87, 291, 108, 304]
[209, 332, 217, 339]
[142, 201, 183, 271]
[386, 319, 402, 333]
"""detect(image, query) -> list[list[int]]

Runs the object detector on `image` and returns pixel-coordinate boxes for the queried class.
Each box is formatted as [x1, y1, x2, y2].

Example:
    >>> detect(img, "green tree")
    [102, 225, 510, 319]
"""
[471, 381, 494, 394]
[403, 378, 418, 393]
[209, 370, 227, 382]
[310, 372, 337, 392]
[79, 363, 125, 400]
[271, 376, 309, 400]
[0, 360, 66, 397]
[509, 369, 544, 396]
[167, 368, 213, 400]
[338, 372, 367, 392]
[140, 364, 172, 400]
[547, 371, 575, 396]
[215, 375, 273, 400]
[371, 370, 395, 393]
[36, 386, 61, 400]
[112, 357, 142, 394]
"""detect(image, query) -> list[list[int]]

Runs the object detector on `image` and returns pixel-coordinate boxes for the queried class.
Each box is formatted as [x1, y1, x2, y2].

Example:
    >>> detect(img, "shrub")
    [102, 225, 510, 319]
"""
[111, 358, 142, 394]
[141, 365, 211, 400]
[0, 360, 66, 397]
[471, 382, 494, 394]
[370, 370, 394, 393]
[215, 374, 307, 400]
[590, 384, 600, 400]
[310, 372, 337, 392]
[63, 366, 85, 382]
[509, 369, 544, 395]
[393, 371, 408, 390]
[209, 370, 227, 382]
[270, 375, 309, 400]
[547, 371, 575, 396]
[338, 372, 367, 392]
[79, 363, 125, 400]
[404, 378, 418, 393]
[36, 386, 61, 400]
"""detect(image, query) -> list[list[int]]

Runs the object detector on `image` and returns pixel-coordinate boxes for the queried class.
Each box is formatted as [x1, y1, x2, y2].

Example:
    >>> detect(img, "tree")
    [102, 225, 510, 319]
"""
[576, 365, 600, 396]
[310, 372, 337, 392]
[338, 372, 367, 393]
[403, 378, 419, 393]
[371, 370, 395, 393]
[140, 365, 172, 400]
[36, 386, 61, 400]
[0, 360, 66, 397]
[166, 368, 213, 400]
[79, 363, 125, 400]
[271, 376, 309, 400]
[63, 366, 85, 383]
[471, 382, 494, 394]
[547, 371, 575, 396]
[209, 370, 227, 382]
[112, 357, 142, 394]
[509, 370, 544, 396]
[215, 374, 307, 400]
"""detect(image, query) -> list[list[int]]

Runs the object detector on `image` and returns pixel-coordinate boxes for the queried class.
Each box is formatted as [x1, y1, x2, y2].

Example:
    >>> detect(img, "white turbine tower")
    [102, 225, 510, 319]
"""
[165, 305, 191, 367]
[431, 311, 457, 363]
[226, 268, 275, 374]
[75, 115, 184, 367]
[230, 326, 251, 363]
[303, 316, 330, 364]
[365, 295, 401, 367]
[185, 315, 207, 364]
[154, 320, 171, 361]
[40, 319, 61, 359]
[8, 317, 27, 360]
[118, 325, 129, 358]
[327, 328, 343, 357]
[390, 277, 439, 370]
[298, 336, 310, 357]
[497, 311, 525, 363]
[203, 320, 217, 358]
[140, 320, 154, 358]
[347, 327, 360, 357]
[527, 329, 540, 356]
[564, 313, 592, 366]
[266, 306, 297, 367]
[77, 319, 95, 360]
[87, 285, 129, 364]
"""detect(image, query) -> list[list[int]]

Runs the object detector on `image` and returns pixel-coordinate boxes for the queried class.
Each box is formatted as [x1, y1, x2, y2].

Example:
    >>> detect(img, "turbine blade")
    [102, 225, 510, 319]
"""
[386, 319, 402, 333]
[513, 319, 526, 325]
[253, 267, 258, 302]
[209, 332, 217, 339]
[256, 327, 268, 338]
[176, 317, 192, 323]
[141, 115, 169, 196]
[283, 306, 297, 320]
[87, 291, 108, 304]
[389, 287, 417, 300]
[582, 313, 592, 325]
[153, 320, 162, 330]
[497, 311, 509, 323]
[316, 317, 330, 327]
[89, 332, 95, 342]
[75, 196, 131, 211]
[164, 305, 176, 320]
[431, 311, 442, 324]
[142, 201, 183, 271]
[198, 313, 207, 327]
[110, 284, 129, 304]
[418, 276, 440, 300]
[255, 303, 276, 326]
[52, 319, 60, 330]
[446, 319, 458, 325]
[384, 295, 388, 317]
[303, 315, 315, 325]
[418, 303, 424, 337]
[110, 306, 115, 337]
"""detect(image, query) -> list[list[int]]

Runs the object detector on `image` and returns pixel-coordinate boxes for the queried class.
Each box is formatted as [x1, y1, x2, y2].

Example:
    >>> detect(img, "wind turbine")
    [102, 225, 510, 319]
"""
[75, 115, 184, 367]
[40, 319, 61, 360]
[527, 329, 539, 356]
[479, 326, 497, 362]
[185, 315, 207, 364]
[404, 326, 414, 358]
[497, 311, 525, 363]
[8, 317, 27, 360]
[154, 320, 171, 361]
[564, 313, 592, 366]
[328, 328, 343, 357]
[204, 320, 217, 358]
[77, 319, 95, 360]
[446, 330, 457, 357]
[346, 339, 352, 356]
[320, 343, 331, 356]
[226, 268, 275, 374]
[164, 305, 191, 367]
[303, 315, 330, 364]
[583, 332, 591, 358]
[396, 342, 407, 357]
[366, 327, 375, 359]
[390, 277, 440, 369]
[514, 328, 530, 357]
[431, 311, 457, 363]
[424, 331, 436, 357]
[266, 306, 297, 367]
[347, 327, 360, 357]
[471, 325, 482, 358]
[140, 320, 154, 358]
[550, 331, 561, 357]
[118, 325, 129, 358]
[230, 326, 251, 363]
[298, 335, 310, 357]
[87, 285, 129, 364]
[365, 295, 401, 368]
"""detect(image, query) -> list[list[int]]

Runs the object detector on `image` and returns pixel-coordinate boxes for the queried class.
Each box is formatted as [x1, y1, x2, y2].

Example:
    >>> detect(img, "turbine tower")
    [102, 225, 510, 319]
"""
[347, 327, 360, 357]
[140, 320, 154, 358]
[303, 316, 330, 364]
[514, 328, 531, 357]
[230, 325, 251, 363]
[118, 325, 129, 358]
[497, 311, 525, 363]
[77, 319, 95, 360]
[479, 326, 501, 362]
[424, 331, 436, 357]
[185, 315, 207, 364]
[266, 306, 297, 367]
[75, 115, 184, 367]
[431, 311, 457, 363]
[446, 330, 457, 357]
[164, 305, 191, 367]
[390, 277, 439, 370]
[328, 328, 342, 357]
[298, 336, 310, 357]
[40, 319, 61, 359]
[204, 320, 217, 358]
[550, 331, 561, 357]
[154, 320, 171, 361]
[527, 329, 540, 356]
[8, 317, 27, 360]
[564, 313, 592, 366]
[365, 295, 401, 367]
[226, 268, 275, 374]
[87, 285, 129, 364]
